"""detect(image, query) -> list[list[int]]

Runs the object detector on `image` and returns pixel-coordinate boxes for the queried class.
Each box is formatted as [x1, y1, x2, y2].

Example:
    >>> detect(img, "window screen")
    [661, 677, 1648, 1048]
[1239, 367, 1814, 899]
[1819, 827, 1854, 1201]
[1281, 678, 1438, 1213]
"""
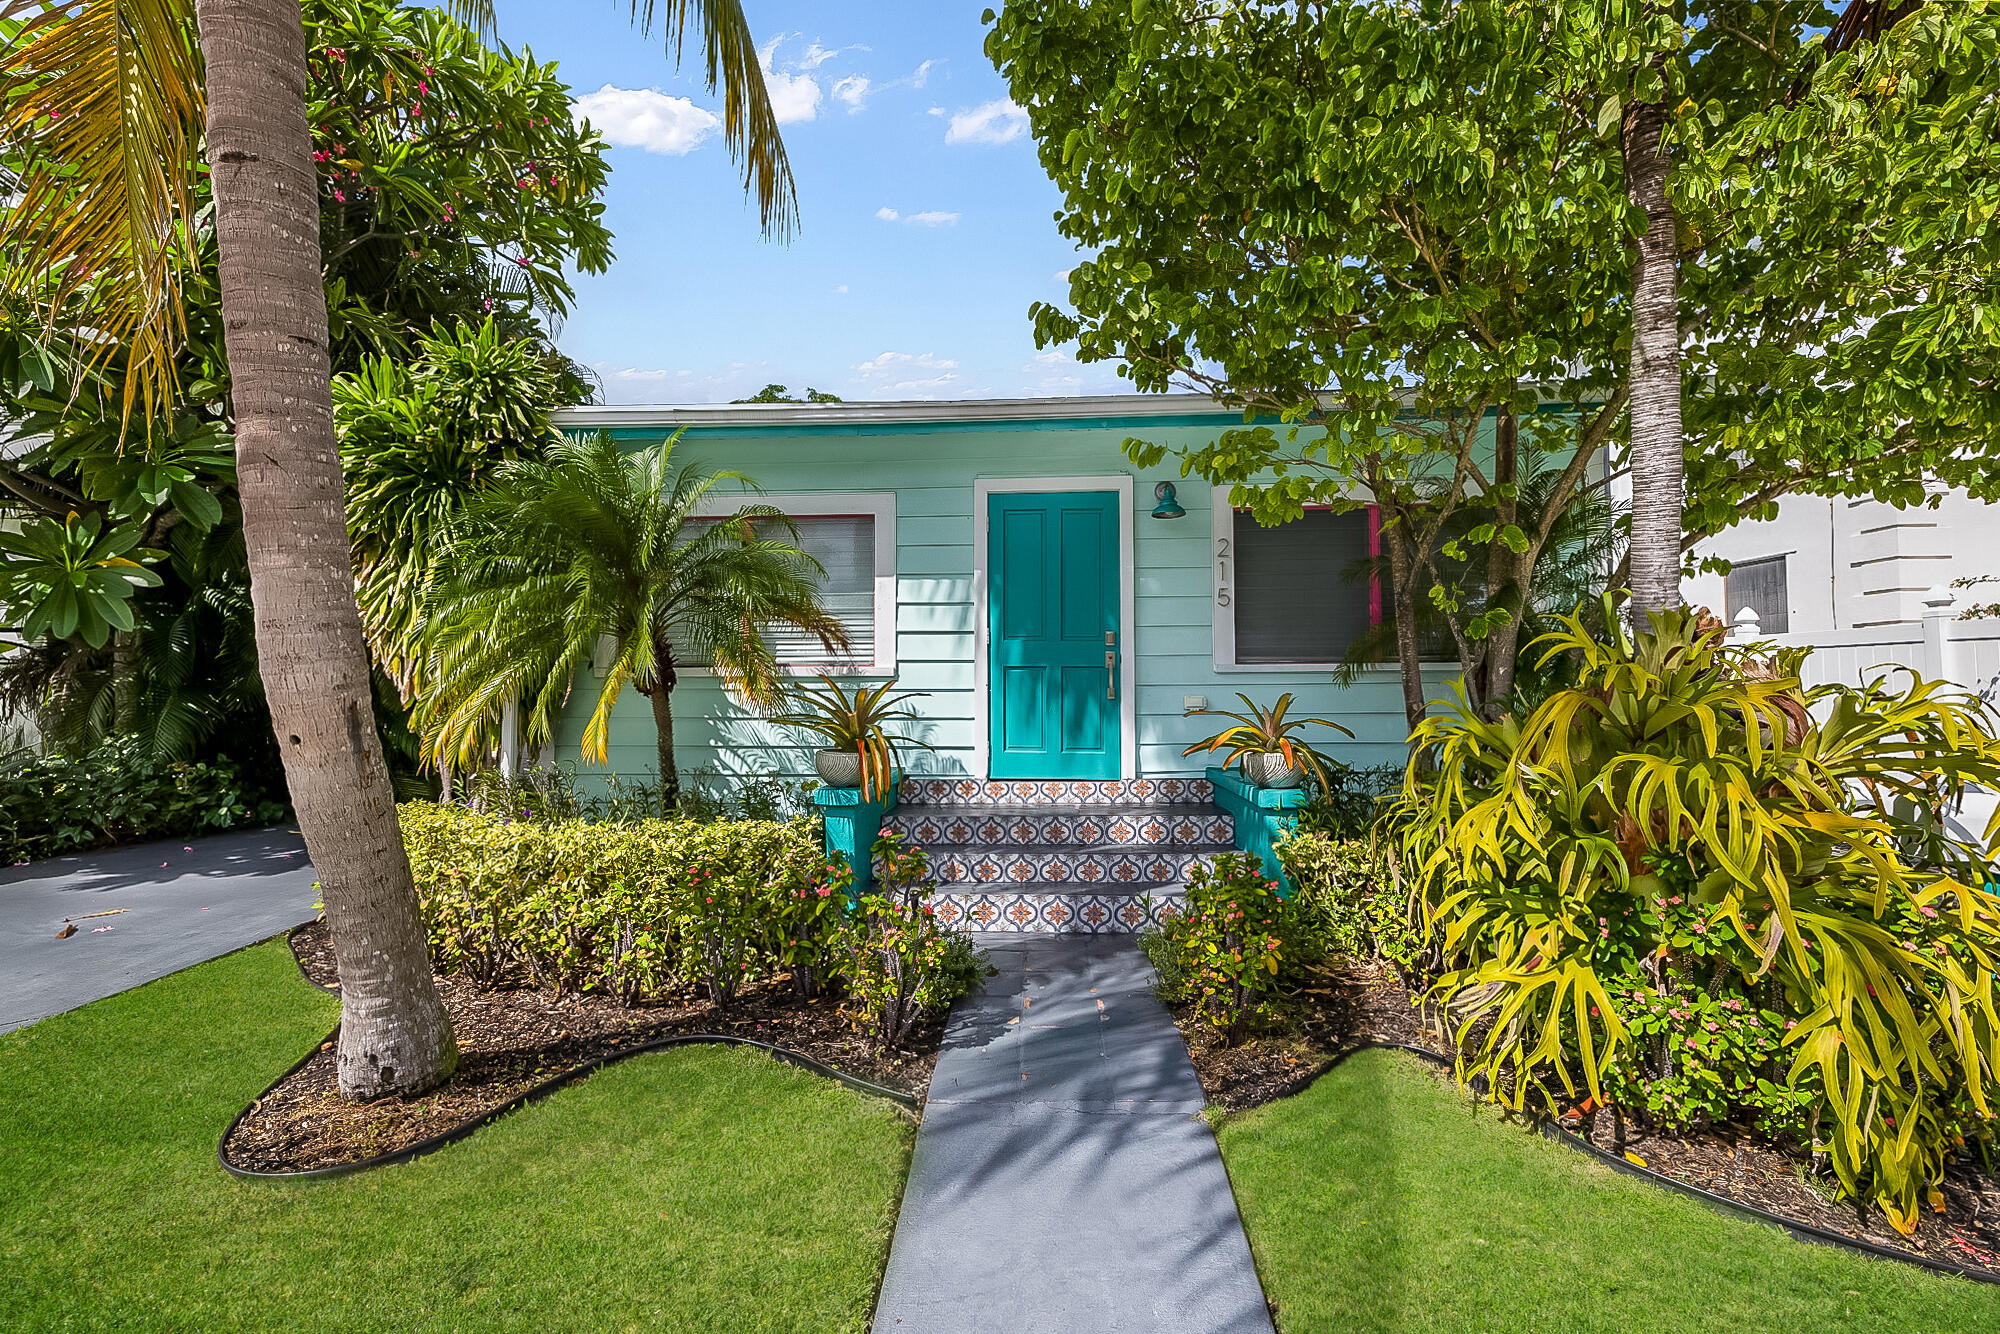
[679, 514, 877, 665]
[1725, 555, 1788, 635]
[770, 515, 875, 663]
[1233, 509, 1374, 663]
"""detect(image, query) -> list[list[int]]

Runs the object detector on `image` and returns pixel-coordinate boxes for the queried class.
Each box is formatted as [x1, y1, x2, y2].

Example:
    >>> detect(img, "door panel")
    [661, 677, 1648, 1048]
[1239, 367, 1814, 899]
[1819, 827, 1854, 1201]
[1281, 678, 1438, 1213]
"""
[989, 490, 1121, 780]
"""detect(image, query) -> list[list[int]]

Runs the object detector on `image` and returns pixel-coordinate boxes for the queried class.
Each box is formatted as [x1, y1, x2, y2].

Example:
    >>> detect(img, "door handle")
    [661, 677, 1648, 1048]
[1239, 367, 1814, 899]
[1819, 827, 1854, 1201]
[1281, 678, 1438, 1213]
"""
[1105, 650, 1117, 700]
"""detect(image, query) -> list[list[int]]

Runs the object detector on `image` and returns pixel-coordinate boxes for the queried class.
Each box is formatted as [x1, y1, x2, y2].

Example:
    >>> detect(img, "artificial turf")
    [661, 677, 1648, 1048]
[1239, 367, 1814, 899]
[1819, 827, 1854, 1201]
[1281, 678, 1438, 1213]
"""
[1216, 1048, 2000, 1334]
[0, 939, 912, 1333]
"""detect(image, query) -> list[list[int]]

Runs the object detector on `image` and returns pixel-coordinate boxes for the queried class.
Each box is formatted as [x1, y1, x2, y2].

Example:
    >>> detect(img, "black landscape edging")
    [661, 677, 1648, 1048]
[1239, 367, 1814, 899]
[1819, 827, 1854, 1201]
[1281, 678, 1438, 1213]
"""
[1304, 1040, 2000, 1286]
[226, 936, 921, 1181]
[285, 922, 339, 994]
[220, 1028, 920, 1181]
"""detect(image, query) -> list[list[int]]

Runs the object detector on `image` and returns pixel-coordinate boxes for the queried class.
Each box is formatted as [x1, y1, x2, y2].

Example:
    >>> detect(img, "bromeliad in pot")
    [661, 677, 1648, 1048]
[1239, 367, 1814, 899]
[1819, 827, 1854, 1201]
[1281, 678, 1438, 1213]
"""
[771, 674, 935, 800]
[1183, 692, 1351, 790]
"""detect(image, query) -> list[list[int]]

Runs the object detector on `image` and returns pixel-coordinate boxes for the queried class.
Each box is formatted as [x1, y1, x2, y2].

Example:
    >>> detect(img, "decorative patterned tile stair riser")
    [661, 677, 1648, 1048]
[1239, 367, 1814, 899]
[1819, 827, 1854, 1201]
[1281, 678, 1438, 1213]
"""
[883, 811, 1235, 850]
[928, 891, 1187, 935]
[896, 778, 1216, 808]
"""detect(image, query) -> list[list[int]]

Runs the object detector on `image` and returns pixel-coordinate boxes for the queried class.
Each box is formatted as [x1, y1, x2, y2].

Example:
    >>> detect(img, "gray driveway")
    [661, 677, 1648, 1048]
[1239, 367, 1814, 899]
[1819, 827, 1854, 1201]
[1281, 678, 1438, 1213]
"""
[0, 828, 321, 1034]
[872, 933, 1275, 1334]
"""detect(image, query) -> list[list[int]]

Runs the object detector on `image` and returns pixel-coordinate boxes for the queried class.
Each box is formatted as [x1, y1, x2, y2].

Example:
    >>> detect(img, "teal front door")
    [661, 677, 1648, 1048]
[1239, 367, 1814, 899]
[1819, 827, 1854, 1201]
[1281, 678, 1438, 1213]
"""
[988, 490, 1121, 780]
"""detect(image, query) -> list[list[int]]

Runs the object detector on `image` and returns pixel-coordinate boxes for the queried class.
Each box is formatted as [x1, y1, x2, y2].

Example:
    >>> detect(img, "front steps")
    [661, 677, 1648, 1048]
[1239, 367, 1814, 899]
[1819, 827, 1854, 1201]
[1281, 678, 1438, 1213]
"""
[888, 778, 1231, 933]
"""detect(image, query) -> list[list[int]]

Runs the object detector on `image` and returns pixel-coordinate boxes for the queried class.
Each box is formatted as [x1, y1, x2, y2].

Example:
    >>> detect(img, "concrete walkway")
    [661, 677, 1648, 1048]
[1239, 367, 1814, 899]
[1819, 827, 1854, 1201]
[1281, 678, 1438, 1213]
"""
[0, 828, 319, 1034]
[872, 934, 1275, 1334]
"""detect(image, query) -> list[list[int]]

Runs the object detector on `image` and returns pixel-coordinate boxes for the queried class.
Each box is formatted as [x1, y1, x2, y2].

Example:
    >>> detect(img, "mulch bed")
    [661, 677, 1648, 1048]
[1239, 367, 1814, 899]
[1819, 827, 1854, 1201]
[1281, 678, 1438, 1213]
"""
[221, 921, 940, 1174]
[1168, 955, 2000, 1278]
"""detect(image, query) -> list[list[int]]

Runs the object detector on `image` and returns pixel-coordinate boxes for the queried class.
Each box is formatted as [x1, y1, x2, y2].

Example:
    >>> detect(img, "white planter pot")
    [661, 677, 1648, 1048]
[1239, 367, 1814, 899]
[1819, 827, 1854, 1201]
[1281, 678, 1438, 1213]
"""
[1243, 752, 1307, 789]
[815, 749, 865, 789]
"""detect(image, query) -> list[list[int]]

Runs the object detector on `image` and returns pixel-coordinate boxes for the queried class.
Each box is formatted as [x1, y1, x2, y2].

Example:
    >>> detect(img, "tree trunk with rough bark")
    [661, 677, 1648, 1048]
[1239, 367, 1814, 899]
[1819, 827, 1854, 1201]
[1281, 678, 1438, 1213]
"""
[1378, 503, 1430, 737]
[194, 0, 455, 1100]
[646, 634, 680, 815]
[1623, 88, 1685, 621]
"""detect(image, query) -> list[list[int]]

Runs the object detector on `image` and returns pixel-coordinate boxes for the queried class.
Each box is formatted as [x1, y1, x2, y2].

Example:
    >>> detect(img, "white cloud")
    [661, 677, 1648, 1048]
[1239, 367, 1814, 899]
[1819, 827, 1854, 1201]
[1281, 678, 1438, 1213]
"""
[909, 59, 936, 90]
[796, 40, 844, 69]
[927, 106, 945, 117]
[875, 207, 959, 226]
[592, 361, 773, 405]
[1053, 268, 1073, 282]
[853, 351, 961, 396]
[571, 85, 720, 156]
[1017, 349, 1127, 397]
[945, 98, 1029, 146]
[758, 34, 824, 124]
[764, 69, 822, 124]
[833, 75, 871, 113]
[833, 284, 849, 294]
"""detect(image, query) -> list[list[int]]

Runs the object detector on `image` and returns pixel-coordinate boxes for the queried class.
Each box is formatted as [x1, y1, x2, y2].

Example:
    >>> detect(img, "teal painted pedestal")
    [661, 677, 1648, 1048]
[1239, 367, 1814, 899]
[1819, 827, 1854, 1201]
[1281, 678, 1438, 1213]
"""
[1207, 765, 1310, 892]
[811, 784, 899, 897]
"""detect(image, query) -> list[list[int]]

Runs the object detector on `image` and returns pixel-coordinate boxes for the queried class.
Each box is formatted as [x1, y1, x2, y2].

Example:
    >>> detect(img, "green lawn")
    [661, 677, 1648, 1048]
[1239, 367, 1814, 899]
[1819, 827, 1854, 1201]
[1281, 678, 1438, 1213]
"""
[0, 940, 912, 1333]
[1217, 1048, 2000, 1334]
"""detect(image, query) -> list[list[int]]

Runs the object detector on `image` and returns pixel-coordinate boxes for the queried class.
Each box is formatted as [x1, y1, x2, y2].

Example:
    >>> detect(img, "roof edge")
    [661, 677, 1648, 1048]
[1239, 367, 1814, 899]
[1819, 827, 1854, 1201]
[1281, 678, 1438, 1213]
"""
[549, 393, 1237, 430]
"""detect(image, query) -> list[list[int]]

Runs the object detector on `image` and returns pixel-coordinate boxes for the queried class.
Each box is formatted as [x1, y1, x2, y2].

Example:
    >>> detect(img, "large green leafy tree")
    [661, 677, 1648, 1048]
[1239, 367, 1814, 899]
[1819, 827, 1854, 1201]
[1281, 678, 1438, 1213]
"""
[990, 1, 2000, 720]
[1546, 0, 2000, 597]
[987, 0, 1636, 725]
[0, 0, 792, 1102]
[419, 433, 846, 815]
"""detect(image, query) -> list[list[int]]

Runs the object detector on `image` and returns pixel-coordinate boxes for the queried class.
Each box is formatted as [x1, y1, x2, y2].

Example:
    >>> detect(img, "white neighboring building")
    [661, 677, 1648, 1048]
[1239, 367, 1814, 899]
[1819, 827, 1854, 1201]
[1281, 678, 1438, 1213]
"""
[1683, 485, 2000, 635]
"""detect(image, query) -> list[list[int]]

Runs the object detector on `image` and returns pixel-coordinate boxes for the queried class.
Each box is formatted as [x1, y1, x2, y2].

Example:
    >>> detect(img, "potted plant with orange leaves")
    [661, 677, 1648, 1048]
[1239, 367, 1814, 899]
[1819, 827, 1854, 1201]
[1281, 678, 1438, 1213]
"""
[1183, 693, 1352, 789]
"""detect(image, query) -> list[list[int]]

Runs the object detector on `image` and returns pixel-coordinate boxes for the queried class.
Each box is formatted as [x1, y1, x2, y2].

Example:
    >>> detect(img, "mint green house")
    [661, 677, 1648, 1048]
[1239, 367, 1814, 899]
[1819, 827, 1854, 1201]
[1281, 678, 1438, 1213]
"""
[545, 394, 1442, 930]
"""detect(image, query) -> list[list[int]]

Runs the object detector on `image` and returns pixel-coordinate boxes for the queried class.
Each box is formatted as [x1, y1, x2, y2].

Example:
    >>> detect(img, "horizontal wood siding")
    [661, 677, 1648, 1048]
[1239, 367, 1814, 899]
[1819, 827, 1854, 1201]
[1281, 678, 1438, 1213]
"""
[549, 419, 1451, 789]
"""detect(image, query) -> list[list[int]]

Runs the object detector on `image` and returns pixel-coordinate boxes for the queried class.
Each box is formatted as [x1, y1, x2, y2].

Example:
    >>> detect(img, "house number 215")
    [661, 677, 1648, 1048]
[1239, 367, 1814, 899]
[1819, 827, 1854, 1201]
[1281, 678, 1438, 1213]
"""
[1215, 537, 1231, 607]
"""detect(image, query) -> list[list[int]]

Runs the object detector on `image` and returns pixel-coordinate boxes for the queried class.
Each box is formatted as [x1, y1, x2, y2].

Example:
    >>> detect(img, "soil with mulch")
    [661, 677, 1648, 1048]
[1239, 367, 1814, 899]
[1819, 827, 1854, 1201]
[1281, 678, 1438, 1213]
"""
[1174, 956, 1444, 1114]
[222, 921, 941, 1174]
[1167, 955, 2000, 1278]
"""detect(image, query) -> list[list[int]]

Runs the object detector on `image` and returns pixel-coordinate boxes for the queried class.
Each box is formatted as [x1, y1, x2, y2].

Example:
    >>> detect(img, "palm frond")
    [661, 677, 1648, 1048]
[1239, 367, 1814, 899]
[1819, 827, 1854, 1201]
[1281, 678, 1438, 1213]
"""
[0, 0, 205, 426]
[624, 0, 796, 238]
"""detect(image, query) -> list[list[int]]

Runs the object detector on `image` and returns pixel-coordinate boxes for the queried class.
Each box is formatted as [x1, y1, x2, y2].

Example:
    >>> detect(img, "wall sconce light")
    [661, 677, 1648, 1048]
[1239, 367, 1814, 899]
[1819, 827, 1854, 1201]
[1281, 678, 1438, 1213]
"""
[1151, 481, 1186, 520]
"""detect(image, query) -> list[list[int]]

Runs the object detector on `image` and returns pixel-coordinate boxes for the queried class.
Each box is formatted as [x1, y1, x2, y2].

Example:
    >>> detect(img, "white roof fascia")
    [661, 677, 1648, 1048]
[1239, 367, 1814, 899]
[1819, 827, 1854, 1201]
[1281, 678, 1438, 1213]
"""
[550, 393, 1240, 431]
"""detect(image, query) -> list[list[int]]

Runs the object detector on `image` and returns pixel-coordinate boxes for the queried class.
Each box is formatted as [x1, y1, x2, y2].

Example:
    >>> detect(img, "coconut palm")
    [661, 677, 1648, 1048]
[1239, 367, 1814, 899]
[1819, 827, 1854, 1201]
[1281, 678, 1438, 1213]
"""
[0, 0, 793, 1100]
[418, 431, 847, 816]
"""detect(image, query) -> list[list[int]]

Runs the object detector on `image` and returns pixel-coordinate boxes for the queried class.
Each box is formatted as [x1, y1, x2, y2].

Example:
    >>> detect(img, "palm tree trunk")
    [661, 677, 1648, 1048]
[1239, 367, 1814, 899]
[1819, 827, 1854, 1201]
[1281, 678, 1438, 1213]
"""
[1623, 86, 1685, 621]
[648, 635, 681, 815]
[194, 0, 455, 1100]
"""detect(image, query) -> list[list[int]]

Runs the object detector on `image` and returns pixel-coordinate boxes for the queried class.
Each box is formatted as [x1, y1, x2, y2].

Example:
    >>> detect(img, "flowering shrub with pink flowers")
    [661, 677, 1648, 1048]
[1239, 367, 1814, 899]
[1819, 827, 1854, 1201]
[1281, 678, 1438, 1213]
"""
[834, 832, 989, 1049]
[1144, 851, 1309, 1043]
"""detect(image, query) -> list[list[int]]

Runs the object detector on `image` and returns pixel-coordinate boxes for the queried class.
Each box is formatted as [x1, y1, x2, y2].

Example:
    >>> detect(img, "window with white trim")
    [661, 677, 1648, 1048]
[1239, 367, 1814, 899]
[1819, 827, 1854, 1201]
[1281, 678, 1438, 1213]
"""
[766, 514, 877, 664]
[678, 492, 897, 674]
[1725, 554, 1789, 635]
[1226, 507, 1377, 665]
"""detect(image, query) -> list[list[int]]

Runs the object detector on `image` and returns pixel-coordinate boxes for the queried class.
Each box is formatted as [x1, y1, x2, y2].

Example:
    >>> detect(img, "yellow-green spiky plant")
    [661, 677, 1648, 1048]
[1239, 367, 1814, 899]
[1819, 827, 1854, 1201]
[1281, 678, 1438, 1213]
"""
[1393, 596, 2000, 1232]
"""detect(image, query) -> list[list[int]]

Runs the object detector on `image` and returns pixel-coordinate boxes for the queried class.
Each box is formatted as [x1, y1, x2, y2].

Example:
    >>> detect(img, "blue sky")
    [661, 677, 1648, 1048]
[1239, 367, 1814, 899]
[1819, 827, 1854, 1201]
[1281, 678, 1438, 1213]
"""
[487, 1, 1130, 404]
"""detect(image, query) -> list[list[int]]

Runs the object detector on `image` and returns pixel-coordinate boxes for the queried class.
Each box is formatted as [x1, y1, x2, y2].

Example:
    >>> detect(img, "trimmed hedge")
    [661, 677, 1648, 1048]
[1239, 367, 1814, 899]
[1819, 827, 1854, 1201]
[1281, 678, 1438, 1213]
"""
[400, 804, 833, 1004]
[398, 807, 983, 1045]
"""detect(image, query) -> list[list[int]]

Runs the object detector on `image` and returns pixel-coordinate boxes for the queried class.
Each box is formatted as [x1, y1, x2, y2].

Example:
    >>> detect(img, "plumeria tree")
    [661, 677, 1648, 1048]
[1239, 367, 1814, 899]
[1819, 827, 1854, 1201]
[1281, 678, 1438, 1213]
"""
[0, 0, 611, 757]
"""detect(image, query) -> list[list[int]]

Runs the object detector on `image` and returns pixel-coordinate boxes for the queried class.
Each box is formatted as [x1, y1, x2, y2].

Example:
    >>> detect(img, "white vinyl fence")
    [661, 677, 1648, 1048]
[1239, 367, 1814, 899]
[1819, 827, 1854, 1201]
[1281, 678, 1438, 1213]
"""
[1732, 587, 2000, 841]
[1731, 586, 2000, 705]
